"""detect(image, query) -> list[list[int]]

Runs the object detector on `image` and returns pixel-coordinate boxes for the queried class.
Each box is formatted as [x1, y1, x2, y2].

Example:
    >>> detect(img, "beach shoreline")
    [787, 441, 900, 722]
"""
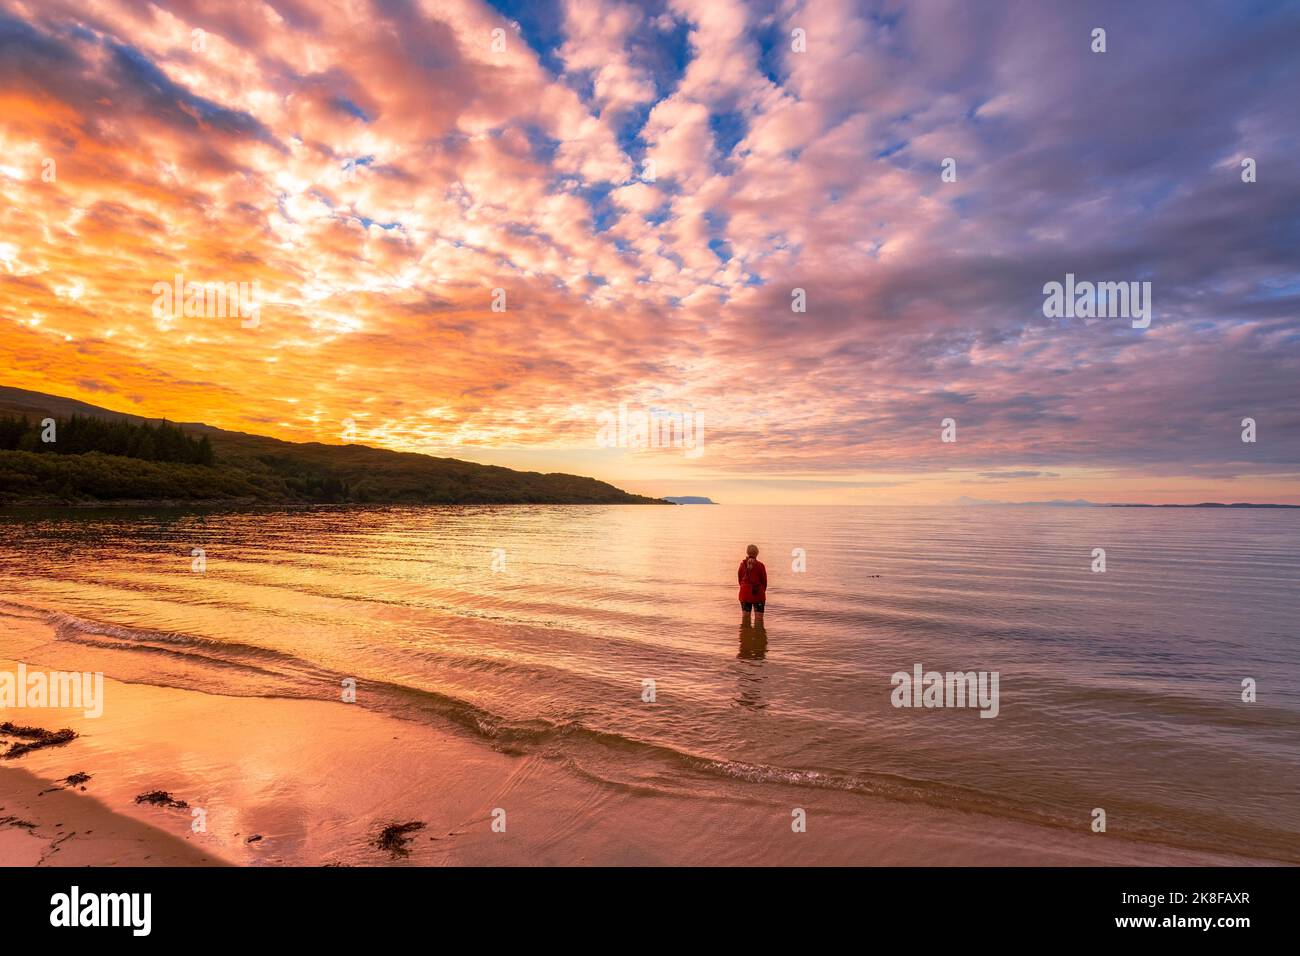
[0, 658, 1274, 868]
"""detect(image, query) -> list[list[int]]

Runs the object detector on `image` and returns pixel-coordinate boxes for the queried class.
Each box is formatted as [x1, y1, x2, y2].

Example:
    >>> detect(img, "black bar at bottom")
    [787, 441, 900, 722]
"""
[0, 866, 1281, 941]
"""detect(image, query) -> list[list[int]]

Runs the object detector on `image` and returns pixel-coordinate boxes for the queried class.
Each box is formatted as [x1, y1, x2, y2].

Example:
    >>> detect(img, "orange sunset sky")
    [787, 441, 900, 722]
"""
[1, 0, 1297, 504]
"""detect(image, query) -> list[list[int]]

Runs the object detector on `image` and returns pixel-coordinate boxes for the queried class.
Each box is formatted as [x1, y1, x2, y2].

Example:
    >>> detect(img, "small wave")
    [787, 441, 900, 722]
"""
[5, 597, 1296, 863]
[1, 601, 338, 696]
[46, 610, 309, 667]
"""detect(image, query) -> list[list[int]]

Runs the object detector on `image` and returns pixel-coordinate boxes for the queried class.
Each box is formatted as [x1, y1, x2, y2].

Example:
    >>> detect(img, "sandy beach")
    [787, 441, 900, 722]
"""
[1, 656, 1269, 868]
[0, 765, 225, 867]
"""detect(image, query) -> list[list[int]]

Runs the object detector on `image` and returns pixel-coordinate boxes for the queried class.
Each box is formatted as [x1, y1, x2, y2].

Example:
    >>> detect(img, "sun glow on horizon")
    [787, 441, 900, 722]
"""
[1, 0, 1297, 504]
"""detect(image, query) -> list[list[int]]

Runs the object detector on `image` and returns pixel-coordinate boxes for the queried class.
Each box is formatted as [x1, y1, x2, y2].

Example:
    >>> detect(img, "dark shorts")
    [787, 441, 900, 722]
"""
[741, 601, 765, 613]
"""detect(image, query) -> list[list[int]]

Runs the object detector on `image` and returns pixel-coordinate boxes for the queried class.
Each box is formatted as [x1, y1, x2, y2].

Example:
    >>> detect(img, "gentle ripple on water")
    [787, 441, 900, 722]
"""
[0, 504, 1297, 860]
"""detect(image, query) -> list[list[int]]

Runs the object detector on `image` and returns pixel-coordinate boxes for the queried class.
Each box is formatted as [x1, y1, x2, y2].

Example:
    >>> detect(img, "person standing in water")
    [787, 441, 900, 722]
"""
[738, 544, 768, 621]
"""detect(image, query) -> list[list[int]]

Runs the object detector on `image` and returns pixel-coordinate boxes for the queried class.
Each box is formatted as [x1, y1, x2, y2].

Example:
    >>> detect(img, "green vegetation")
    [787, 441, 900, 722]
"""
[0, 387, 663, 506]
[0, 451, 262, 503]
[0, 414, 213, 465]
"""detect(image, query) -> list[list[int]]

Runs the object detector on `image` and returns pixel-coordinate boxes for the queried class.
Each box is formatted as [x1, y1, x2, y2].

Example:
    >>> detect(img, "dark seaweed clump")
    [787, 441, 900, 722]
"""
[134, 790, 189, 809]
[374, 821, 425, 857]
[0, 722, 77, 759]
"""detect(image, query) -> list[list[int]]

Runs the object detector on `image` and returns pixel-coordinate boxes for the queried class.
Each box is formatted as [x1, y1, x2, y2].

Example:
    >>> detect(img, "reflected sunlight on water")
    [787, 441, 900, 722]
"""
[1, 504, 1297, 860]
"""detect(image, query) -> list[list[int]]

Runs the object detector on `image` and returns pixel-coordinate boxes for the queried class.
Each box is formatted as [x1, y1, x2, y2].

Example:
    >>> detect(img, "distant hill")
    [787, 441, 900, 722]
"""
[662, 496, 717, 504]
[0, 386, 663, 507]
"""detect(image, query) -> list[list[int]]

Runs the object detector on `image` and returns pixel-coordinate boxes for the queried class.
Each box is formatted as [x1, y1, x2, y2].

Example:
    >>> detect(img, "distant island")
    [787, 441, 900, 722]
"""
[662, 496, 718, 505]
[955, 495, 1298, 509]
[1107, 502, 1300, 509]
[0, 386, 664, 507]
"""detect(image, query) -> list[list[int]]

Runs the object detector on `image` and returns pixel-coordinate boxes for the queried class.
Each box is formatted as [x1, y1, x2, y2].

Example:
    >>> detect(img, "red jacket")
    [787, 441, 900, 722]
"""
[738, 558, 768, 603]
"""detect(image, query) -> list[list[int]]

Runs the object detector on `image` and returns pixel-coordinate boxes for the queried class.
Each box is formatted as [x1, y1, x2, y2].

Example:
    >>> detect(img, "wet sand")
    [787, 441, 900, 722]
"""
[0, 765, 225, 866]
[0, 659, 1266, 867]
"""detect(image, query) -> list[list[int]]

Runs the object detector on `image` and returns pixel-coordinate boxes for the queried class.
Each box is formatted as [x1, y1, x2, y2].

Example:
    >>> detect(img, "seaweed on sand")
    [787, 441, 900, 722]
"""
[134, 790, 189, 809]
[374, 820, 425, 857]
[0, 723, 77, 759]
[38, 771, 94, 796]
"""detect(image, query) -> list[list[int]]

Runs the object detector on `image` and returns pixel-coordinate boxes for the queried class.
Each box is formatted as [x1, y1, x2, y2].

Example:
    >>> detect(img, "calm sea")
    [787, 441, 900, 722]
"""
[1, 504, 1297, 861]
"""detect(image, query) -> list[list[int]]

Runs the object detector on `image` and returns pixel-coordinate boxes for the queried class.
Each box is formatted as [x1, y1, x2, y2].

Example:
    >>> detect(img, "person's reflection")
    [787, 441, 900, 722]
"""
[734, 615, 768, 710]
[738, 615, 767, 660]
